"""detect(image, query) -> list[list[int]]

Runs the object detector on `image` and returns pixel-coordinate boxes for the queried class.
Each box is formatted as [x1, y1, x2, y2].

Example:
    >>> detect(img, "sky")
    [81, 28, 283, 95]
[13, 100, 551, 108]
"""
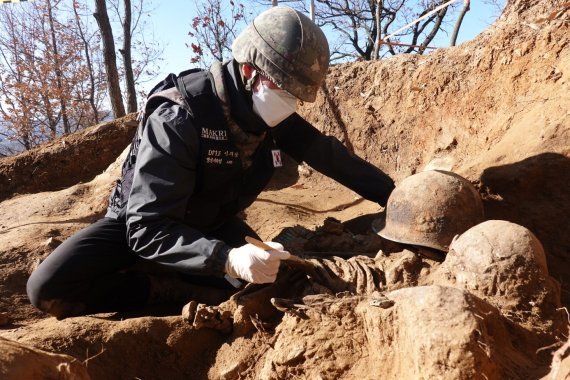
[144, 0, 505, 92]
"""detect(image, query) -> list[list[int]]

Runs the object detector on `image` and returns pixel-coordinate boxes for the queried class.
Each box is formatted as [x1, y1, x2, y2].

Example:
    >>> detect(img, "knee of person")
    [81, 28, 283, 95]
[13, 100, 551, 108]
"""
[26, 269, 47, 310]
[26, 270, 82, 319]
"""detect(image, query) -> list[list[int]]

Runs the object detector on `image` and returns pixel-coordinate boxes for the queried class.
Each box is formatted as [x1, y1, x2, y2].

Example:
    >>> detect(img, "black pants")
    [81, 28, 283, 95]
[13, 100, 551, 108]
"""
[26, 216, 259, 318]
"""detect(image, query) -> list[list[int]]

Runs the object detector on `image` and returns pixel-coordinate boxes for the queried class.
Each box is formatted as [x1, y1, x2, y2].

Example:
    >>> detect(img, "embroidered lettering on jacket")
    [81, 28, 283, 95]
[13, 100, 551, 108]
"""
[201, 128, 228, 141]
[206, 149, 240, 166]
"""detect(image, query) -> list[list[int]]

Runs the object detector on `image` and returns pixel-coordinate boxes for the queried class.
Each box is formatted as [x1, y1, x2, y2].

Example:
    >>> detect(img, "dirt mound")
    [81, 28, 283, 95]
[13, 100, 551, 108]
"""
[0, 336, 89, 380]
[0, 114, 137, 202]
[0, 0, 569, 378]
[216, 286, 535, 380]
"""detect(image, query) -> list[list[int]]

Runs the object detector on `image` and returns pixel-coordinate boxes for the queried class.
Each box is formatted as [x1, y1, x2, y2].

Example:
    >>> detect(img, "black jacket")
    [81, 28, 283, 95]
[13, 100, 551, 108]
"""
[106, 60, 394, 277]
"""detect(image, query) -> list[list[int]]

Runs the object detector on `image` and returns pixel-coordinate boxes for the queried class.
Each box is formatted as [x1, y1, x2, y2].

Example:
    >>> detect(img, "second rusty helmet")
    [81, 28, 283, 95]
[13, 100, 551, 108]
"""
[374, 170, 485, 252]
[232, 6, 330, 102]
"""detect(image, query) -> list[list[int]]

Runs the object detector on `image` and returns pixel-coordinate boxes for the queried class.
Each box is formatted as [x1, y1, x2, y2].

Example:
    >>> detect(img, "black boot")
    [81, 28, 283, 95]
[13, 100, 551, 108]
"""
[147, 274, 235, 307]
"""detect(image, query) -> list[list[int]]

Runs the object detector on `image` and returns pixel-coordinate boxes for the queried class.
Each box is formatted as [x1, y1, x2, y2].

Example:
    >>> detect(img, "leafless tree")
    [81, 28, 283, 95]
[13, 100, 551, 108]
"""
[103, 0, 163, 109]
[71, 0, 107, 124]
[94, 0, 126, 118]
[324, 0, 458, 60]
[119, 0, 137, 112]
[254, 0, 461, 61]
[187, 0, 250, 67]
[0, 0, 106, 152]
[450, 0, 470, 46]
[46, 0, 71, 133]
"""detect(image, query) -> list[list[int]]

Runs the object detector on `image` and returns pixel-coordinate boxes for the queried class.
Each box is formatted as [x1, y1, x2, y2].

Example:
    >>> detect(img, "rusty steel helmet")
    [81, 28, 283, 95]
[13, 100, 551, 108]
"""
[373, 170, 485, 252]
[232, 6, 330, 102]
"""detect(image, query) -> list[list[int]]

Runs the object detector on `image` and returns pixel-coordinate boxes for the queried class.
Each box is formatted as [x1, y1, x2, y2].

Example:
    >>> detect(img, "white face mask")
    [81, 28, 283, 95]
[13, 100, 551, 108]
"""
[252, 83, 297, 127]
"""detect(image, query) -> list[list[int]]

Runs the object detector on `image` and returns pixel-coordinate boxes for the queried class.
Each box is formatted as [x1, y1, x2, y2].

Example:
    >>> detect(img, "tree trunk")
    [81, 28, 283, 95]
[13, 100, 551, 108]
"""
[372, 0, 383, 59]
[120, 0, 137, 113]
[72, 2, 99, 124]
[46, 0, 71, 134]
[94, 0, 125, 119]
[450, 0, 471, 46]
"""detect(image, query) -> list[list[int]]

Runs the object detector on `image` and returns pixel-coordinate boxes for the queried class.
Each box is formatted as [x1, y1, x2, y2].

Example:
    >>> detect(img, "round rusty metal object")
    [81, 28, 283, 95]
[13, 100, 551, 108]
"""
[374, 170, 484, 252]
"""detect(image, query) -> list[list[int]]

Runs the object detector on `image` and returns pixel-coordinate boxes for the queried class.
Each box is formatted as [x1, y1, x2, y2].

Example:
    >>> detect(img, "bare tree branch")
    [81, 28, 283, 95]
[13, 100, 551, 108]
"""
[450, 0, 470, 46]
[187, 0, 250, 67]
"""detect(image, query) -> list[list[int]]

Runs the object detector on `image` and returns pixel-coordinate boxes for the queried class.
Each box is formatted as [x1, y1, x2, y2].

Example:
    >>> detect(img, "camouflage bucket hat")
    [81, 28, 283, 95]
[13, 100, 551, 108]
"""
[232, 6, 330, 102]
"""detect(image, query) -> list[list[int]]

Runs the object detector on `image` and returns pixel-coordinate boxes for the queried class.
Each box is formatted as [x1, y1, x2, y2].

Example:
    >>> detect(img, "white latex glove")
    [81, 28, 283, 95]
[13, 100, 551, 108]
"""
[225, 242, 291, 284]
